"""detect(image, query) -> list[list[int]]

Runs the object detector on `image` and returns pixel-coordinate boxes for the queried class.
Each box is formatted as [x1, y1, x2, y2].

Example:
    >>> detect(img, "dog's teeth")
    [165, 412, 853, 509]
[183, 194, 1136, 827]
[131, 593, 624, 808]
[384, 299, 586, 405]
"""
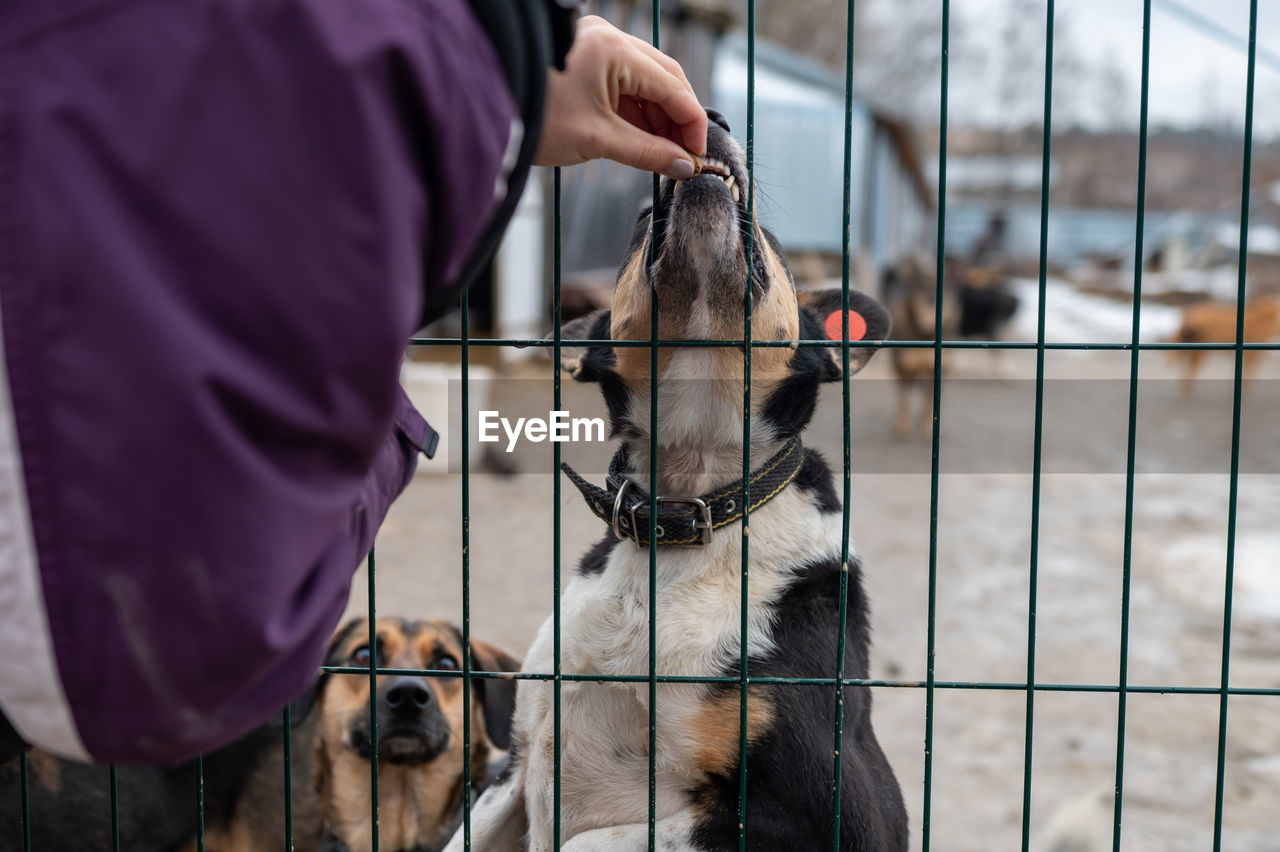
[703, 157, 726, 176]
[725, 175, 736, 189]
[731, 182, 741, 203]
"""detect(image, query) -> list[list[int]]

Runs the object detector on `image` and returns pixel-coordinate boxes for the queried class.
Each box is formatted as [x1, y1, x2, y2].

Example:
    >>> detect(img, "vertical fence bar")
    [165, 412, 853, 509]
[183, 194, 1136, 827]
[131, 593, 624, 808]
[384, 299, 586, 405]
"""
[921, 1, 951, 848]
[831, 0, 857, 847]
[1212, 1, 1258, 847]
[19, 753, 29, 851]
[366, 547, 379, 852]
[195, 755, 205, 852]
[1021, 1, 1055, 848]
[1113, 2, 1153, 847]
[461, 291, 473, 850]
[110, 764, 120, 852]
[738, 2, 756, 849]
[283, 705, 293, 850]
[647, 4, 661, 849]
[552, 166, 564, 849]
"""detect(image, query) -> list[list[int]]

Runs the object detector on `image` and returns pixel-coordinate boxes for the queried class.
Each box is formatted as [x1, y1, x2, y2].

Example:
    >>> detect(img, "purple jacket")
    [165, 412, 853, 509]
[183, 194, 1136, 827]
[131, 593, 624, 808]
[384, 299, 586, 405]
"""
[0, 0, 518, 762]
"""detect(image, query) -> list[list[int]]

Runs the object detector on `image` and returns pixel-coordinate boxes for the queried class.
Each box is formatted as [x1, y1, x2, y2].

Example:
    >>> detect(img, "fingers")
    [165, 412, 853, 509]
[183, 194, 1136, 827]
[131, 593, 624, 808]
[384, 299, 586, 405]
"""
[615, 60, 707, 156]
[616, 97, 649, 134]
[534, 15, 707, 173]
[625, 33, 696, 100]
[595, 114, 696, 179]
[597, 21, 707, 155]
[613, 27, 700, 144]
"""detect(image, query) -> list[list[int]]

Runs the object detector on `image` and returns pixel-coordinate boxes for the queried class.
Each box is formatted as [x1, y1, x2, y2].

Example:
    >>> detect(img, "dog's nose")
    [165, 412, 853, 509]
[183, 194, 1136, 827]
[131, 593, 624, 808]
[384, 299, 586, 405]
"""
[706, 107, 730, 133]
[384, 678, 432, 714]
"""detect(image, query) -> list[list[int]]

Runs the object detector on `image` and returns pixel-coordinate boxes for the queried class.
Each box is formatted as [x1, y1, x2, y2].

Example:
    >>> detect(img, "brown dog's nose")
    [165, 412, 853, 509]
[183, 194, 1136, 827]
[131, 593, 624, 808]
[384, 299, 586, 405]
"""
[384, 678, 432, 715]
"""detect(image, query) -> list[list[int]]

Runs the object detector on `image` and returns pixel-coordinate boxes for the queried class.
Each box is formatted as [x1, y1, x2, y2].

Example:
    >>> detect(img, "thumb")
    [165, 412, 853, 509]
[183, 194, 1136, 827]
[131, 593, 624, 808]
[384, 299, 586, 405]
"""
[597, 116, 697, 179]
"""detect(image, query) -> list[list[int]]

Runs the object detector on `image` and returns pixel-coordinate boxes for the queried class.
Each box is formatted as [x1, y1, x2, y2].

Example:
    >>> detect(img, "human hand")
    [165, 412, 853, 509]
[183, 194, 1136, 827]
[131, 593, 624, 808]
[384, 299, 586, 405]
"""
[534, 16, 708, 180]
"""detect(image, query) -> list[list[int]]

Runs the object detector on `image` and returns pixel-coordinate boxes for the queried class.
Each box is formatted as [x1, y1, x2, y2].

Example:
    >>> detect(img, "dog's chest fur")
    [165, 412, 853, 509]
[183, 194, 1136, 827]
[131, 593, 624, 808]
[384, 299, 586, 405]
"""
[516, 483, 845, 841]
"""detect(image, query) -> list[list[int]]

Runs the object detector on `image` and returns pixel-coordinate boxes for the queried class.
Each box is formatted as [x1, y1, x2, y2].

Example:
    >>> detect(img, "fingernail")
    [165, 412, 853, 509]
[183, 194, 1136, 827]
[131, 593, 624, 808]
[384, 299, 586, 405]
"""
[668, 158, 695, 180]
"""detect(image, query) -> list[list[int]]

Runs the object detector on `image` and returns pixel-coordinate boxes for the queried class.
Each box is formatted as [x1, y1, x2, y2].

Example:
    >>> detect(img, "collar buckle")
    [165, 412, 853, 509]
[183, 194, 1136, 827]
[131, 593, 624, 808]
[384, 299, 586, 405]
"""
[611, 477, 639, 542]
[610, 480, 713, 547]
[656, 496, 713, 546]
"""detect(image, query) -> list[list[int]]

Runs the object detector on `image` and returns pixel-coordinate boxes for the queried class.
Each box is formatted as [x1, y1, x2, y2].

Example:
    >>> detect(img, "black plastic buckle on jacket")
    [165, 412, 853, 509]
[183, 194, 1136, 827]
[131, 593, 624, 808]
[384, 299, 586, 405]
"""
[610, 478, 713, 547]
[421, 421, 440, 460]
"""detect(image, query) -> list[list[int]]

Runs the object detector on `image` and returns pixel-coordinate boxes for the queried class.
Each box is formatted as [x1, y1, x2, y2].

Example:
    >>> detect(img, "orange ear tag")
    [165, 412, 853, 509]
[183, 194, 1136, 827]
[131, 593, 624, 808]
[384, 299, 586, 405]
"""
[825, 310, 867, 342]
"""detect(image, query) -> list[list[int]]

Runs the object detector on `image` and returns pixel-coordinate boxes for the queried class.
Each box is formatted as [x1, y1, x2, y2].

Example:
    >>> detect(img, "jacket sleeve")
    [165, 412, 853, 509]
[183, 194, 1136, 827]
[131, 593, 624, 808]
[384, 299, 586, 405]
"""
[0, 0, 516, 763]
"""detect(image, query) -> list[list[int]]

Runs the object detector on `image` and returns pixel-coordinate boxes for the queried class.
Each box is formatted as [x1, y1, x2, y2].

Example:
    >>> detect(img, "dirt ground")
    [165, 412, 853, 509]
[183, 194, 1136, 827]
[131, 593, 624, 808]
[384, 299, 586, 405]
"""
[352, 298, 1280, 851]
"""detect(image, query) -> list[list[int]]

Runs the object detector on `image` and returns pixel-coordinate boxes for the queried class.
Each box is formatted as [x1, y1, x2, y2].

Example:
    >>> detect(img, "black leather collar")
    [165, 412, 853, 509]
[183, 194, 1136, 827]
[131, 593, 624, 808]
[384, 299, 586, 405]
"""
[562, 437, 804, 547]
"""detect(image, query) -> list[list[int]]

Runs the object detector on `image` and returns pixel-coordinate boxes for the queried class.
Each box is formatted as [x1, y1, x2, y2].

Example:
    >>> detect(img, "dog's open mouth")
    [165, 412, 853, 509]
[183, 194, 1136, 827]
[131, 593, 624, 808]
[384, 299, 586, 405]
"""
[674, 156, 740, 203]
[645, 123, 767, 299]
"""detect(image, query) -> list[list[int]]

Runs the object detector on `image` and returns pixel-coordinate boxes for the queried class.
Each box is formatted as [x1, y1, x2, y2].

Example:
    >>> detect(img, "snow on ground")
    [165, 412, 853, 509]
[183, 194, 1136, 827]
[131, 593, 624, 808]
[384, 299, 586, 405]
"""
[1009, 277, 1182, 345]
[1134, 266, 1254, 302]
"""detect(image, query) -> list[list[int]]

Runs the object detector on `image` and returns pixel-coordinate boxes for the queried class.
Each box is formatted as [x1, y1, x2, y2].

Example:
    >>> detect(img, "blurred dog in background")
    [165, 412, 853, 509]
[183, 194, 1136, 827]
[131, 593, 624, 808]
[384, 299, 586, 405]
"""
[880, 256, 1020, 437]
[1171, 295, 1280, 396]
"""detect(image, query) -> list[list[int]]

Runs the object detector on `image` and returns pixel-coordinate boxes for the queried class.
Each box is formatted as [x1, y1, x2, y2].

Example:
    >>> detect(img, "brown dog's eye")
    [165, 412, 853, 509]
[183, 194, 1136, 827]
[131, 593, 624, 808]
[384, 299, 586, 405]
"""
[351, 645, 372, 667]
[434, 655, 459, 671]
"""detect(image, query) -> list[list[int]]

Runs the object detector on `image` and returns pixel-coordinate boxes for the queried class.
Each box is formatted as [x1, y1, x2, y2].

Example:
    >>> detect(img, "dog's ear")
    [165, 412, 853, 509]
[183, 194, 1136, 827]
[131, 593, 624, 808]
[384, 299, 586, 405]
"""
[548, 309, 613, 382]
[796, 288, 891, 379]
[469, 640, 521, 752]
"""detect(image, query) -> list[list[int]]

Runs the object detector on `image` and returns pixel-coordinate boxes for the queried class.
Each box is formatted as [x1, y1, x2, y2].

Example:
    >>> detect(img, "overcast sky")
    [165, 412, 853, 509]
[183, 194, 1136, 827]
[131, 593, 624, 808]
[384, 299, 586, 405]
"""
[950, 0, 1278, 134]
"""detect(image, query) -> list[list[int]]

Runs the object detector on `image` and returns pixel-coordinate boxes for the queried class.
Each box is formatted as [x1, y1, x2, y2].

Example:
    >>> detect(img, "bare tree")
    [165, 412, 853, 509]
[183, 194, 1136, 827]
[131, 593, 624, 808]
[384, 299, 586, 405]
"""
[756, 0, 850, 71]
[1096, 50, 1131, 132]
[755, 0, 975, 124]
[991, 0, 1084, 129]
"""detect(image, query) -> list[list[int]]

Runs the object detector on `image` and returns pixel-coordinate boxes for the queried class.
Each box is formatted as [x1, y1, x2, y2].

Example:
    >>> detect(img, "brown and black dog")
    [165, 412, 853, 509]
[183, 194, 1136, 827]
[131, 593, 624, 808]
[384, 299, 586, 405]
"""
[0, 617, 518, 852]
[1171, 295, 1280, 396]
[309, 617, 519, 852]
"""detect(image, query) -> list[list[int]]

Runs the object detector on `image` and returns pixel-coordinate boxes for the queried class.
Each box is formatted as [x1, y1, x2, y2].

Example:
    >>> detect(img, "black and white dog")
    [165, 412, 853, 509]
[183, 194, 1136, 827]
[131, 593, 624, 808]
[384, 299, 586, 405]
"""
[446, 109, 907, 851]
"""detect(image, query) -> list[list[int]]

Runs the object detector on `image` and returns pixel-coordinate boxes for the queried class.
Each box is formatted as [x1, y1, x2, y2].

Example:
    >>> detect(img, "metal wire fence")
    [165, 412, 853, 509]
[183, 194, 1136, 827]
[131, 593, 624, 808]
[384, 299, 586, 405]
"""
[10, 0, 1276, 850]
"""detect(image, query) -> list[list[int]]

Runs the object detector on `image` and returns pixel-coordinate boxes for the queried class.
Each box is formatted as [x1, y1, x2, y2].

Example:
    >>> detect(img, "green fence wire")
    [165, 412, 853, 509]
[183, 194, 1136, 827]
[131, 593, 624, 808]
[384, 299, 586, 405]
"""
[1020, 0, 1054, 849]
[366, 545, 381, 849]
[831, 0, 858, 845]
[647, 4, 662, 844]
[552, 165, 565, 852]
[922, 0, 950, 845]
[1214, 3, 1260, 851]
[10, 1, 1273, 850]
[1114, 0, 1153, 845]
[738, 2, 756, 848]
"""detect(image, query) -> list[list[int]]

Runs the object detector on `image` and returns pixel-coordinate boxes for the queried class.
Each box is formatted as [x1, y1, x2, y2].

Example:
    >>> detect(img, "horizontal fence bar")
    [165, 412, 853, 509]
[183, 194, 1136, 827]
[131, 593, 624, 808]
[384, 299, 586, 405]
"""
[408, 337, 1280, 351]
[318, 667, 1280, 695]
